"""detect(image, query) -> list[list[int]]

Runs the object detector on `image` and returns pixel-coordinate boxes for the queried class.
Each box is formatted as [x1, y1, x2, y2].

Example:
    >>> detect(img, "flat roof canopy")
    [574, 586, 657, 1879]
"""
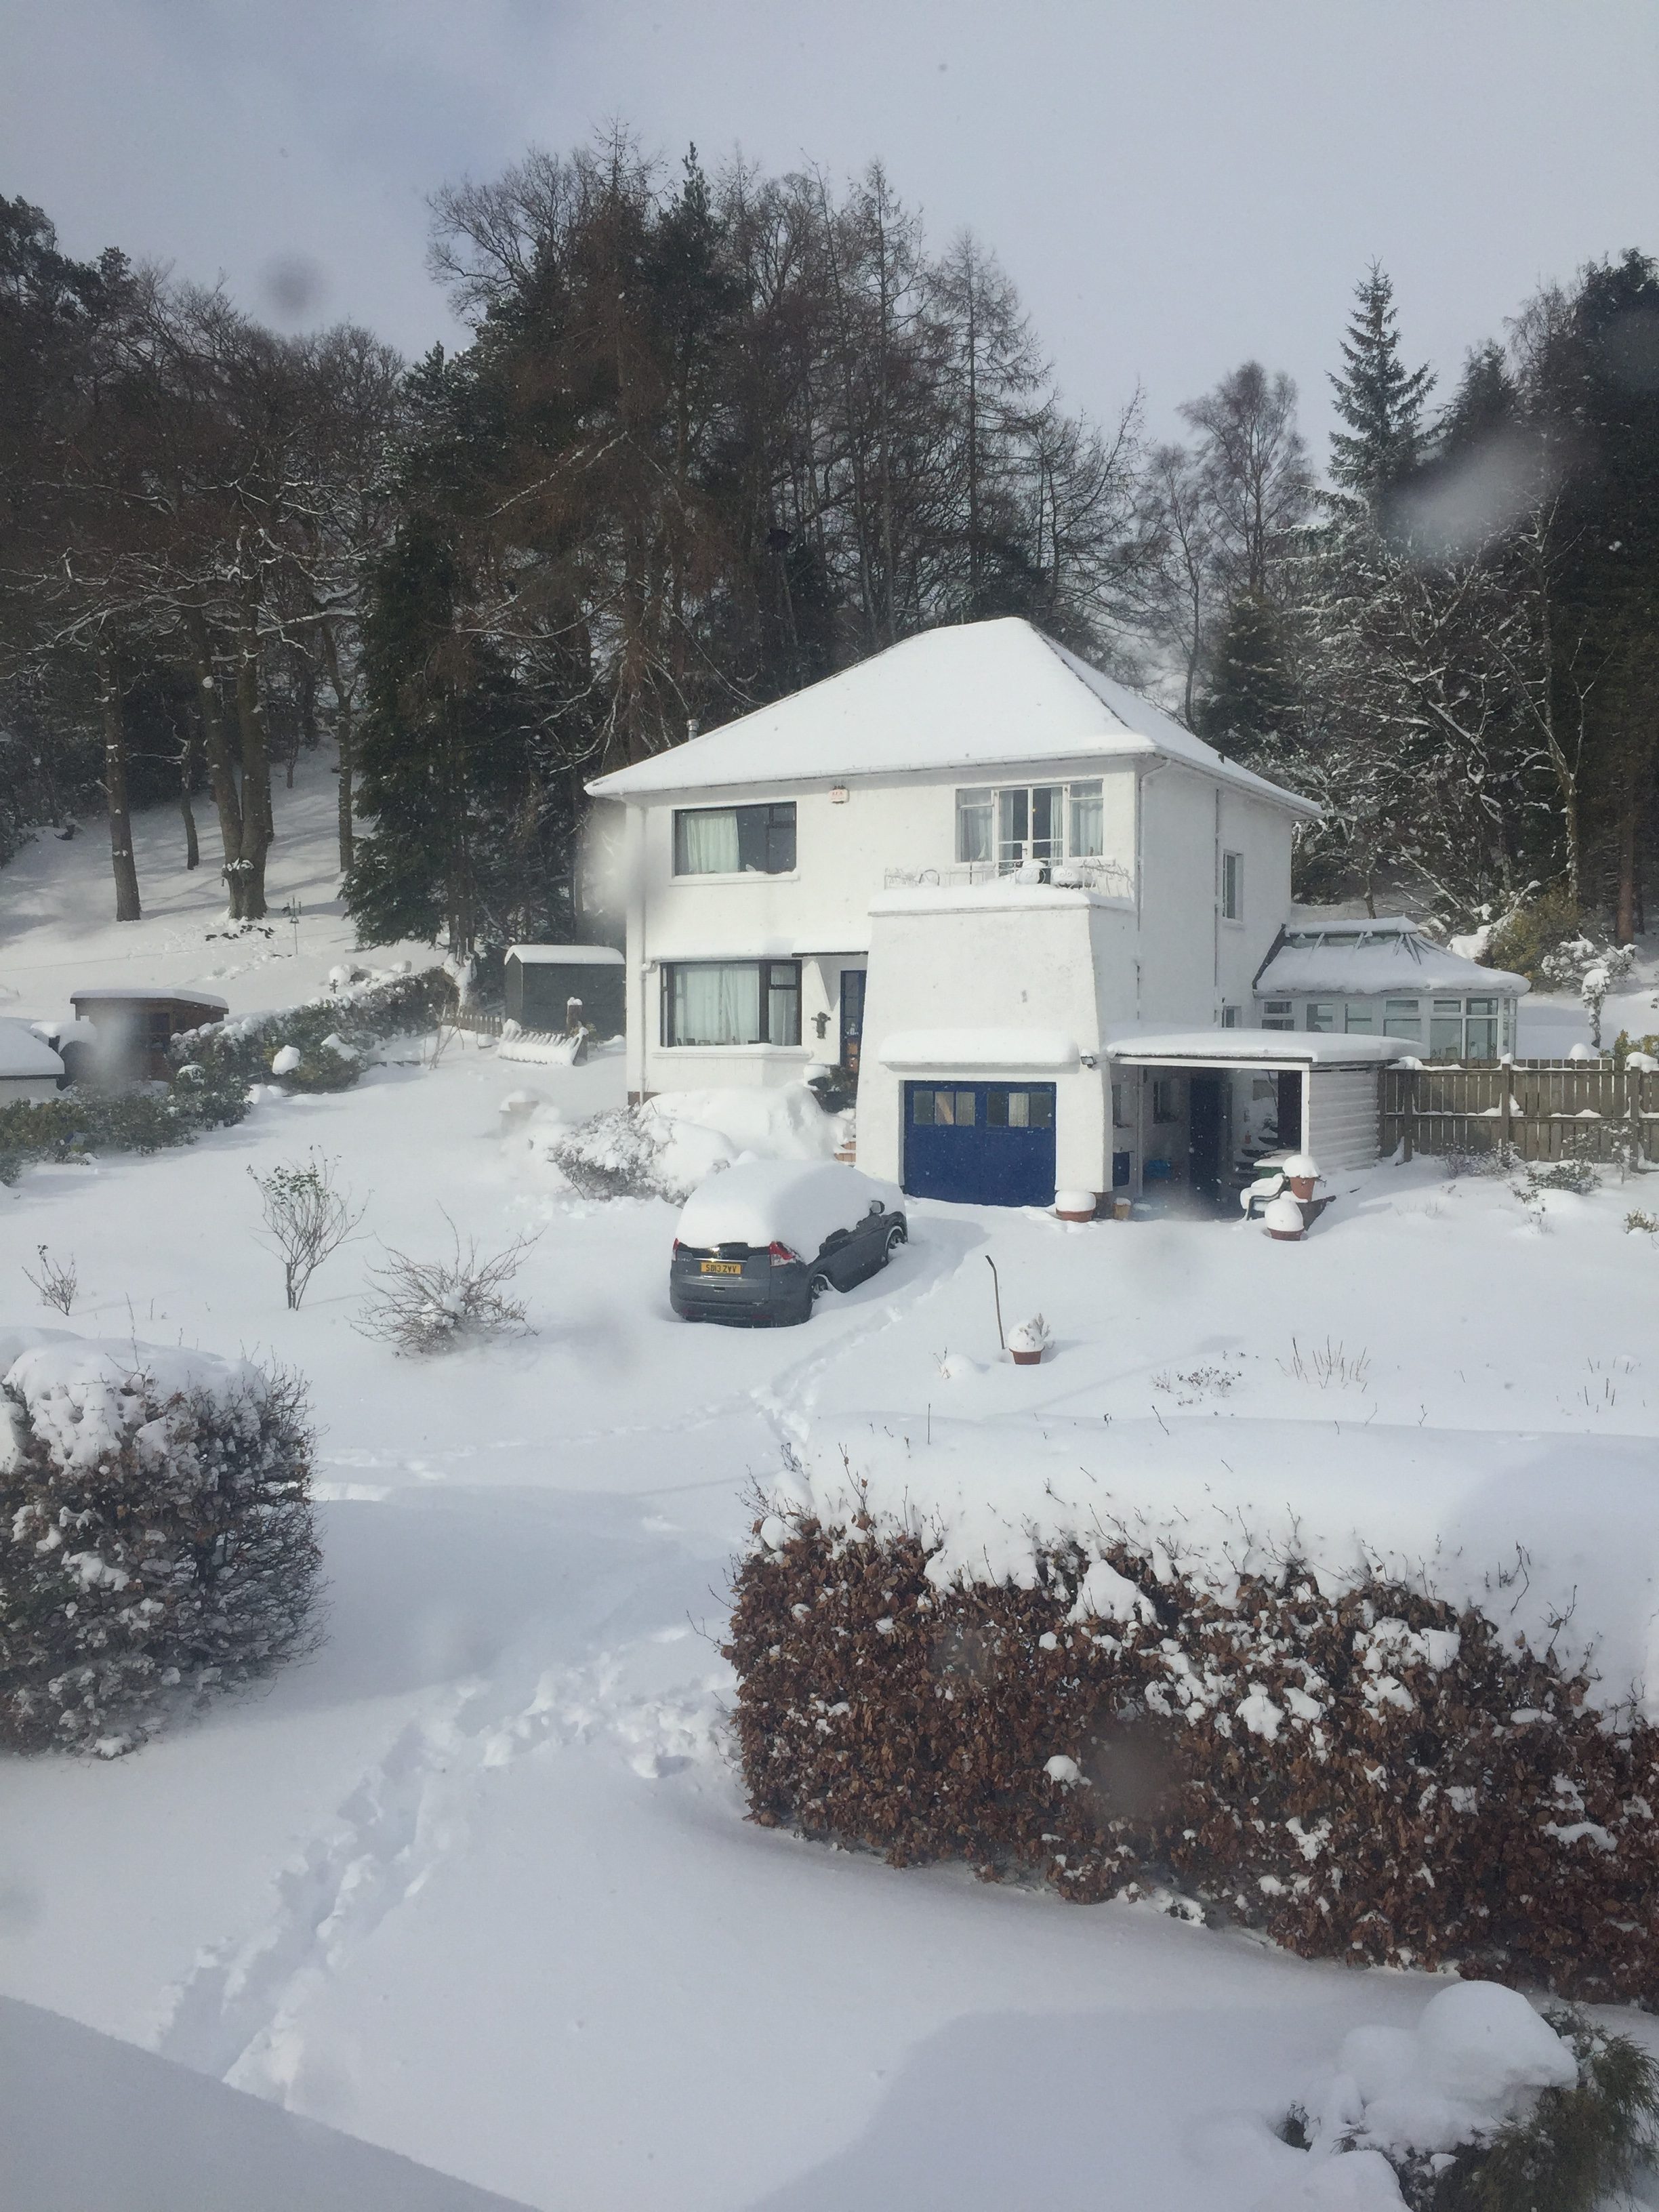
[1107, 1027, 1406, 1069]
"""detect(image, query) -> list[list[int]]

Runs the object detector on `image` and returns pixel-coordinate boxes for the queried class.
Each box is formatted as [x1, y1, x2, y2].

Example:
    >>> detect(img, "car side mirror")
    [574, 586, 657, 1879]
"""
[867, 1200, 884, 1215]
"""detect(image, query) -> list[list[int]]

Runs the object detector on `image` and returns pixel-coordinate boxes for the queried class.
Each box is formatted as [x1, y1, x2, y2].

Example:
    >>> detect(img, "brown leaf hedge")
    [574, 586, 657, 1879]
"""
[726, 1508, 1659, 2003]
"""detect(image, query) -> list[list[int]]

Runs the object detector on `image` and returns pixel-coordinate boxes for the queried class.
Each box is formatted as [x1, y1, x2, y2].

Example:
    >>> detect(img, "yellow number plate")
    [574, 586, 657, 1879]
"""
[699, 1260, 743, 1275]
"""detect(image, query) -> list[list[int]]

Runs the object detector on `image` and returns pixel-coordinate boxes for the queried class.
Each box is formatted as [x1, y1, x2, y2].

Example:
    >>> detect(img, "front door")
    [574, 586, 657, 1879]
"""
[840, 969, 866, 1078]
[1188, 1073, 1226, 1203]
[903, 1082, 1057, 1206]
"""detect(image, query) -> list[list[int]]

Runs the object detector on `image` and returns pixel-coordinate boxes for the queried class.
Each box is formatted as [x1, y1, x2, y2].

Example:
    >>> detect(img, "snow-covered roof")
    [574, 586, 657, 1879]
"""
[1107, 1027, 1408, 1067]
[69, 986, 230, 1011]
[877, 1029, 1081, 1071]
[586, 618, 1319, 817]
[1257, 921, 1528, 999]
[505, 945, 624, 967]
[0, 1019, 64, 1079]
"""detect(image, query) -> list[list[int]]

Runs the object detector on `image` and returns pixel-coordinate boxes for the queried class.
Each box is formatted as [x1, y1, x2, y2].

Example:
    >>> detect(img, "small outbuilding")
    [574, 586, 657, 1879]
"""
[503, 946, 625, 1037]
[1253, 918, 1528, 1060]
[68, 987, 229, 1080]
[0, 1019, 65, 1102]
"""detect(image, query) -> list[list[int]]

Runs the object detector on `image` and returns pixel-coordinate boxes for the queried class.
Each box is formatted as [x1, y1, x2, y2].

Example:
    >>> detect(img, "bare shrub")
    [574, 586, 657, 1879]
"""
[23, 1244, 77, 1315]
[547, 1106, 680, 1200]
[251, 1154, 365, 1309]
[358, 1213, 538, 1353]
[1280, 1335, 1370, 1389]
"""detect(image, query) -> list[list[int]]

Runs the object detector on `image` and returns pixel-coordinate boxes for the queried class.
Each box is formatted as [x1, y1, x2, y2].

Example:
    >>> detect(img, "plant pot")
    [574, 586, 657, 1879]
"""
[1287, 1175, 1316, 1202]
[1113, 1198, 1132, 1222]
[1267, 1226, 1304, 1242]
[1054, 1188, 1097, 1223]
[1010, 1346, 1045, 1365]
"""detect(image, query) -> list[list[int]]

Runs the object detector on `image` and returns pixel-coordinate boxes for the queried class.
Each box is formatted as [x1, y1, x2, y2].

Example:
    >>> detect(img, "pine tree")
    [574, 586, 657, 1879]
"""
[1328, 264, 1435, 515]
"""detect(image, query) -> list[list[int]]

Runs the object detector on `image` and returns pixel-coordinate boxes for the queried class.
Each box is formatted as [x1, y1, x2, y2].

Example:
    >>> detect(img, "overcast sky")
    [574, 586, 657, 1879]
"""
[5, 1, 1656, 455]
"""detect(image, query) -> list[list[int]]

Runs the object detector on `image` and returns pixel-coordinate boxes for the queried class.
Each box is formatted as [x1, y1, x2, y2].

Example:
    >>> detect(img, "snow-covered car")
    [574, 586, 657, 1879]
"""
[670, 1160, 907, 1326]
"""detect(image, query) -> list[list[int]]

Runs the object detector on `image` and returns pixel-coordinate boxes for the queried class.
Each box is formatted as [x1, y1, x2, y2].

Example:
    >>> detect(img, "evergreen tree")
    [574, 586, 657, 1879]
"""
[1328, 263, 1435, 516]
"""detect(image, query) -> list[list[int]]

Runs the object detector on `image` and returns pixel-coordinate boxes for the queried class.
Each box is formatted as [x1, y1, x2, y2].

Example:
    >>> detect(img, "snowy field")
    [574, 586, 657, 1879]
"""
[5, 782, 1659, 2211]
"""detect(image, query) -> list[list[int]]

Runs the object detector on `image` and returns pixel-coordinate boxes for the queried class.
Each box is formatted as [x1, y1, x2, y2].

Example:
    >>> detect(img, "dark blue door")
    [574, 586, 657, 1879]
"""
[903, 1082, 1057, 1206]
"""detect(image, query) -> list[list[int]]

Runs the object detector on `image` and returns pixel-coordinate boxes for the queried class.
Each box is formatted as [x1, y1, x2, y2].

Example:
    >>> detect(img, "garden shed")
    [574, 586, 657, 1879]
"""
[68, 987, 228, 1080]
[1253, 918, 1528, 1059]
[504, 946, 625, 1037]
[0, 1019, 65, 1102]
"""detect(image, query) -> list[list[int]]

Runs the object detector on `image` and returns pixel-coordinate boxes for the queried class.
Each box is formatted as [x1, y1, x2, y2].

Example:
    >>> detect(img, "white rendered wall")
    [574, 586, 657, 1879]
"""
[0, 1077, 59, 1103]
[1136, 767, 1295, 1029]
[617, 760, 1139, 1097]
[857, 896, 1127, 1192]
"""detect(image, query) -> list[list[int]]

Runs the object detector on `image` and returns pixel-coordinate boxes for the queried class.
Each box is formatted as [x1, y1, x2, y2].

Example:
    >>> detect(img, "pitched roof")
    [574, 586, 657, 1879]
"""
[586, 617, 1318, 816]
[1256, 920, 1529, 998]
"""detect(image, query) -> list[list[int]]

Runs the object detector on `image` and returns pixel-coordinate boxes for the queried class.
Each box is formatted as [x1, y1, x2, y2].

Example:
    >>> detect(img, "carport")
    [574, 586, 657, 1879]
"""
[1106, 1029, 1407, 1209]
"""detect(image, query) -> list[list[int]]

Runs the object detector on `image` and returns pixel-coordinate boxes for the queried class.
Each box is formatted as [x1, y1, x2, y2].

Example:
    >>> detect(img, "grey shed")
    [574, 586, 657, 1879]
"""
[504, 945, 626, 1036]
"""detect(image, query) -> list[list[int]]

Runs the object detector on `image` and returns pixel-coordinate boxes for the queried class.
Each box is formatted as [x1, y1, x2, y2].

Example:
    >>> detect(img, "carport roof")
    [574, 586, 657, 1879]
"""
[1106, 1027, 1407, 1067]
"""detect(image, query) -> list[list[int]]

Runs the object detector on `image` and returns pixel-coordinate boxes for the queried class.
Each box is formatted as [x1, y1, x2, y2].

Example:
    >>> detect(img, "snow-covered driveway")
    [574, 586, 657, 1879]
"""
[4, 1037, 1658, 2209]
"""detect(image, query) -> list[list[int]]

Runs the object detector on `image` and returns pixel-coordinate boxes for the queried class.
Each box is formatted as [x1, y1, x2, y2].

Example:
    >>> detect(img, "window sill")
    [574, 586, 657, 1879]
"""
[669, 871, 800, 886]
[656, 1043, 809, 1056]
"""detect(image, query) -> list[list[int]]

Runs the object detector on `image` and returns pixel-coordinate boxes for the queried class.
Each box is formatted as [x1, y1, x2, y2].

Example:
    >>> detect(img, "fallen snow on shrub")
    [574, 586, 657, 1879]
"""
[0, 1328, 320, 1752]
[525, 1081, 849, 1202]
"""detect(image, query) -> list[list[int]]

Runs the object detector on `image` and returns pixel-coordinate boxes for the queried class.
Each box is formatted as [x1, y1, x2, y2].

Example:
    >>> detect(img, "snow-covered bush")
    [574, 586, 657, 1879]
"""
[1006, 1315, 1050, 1355]
[1271, 1988, 1659, 2212]
[1540, 938, 1637, 1049]
[0, 1334, 321, 1753]
[728, 1507, 1659, 2000]
[548, 1106, 681, 1200]
[169, 967, 455, 1095]
[357, 1218, 537, 1354]
[1485, 887, 1584, 986]
[1519, 1158, 1599, 1197]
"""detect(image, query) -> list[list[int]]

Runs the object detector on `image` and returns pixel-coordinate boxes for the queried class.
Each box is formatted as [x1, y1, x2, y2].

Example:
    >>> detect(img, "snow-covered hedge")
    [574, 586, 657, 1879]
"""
[728, 1422, 1659, 2001]
[169, 965, 454, 1092]
[0, 1332, 321, 1754]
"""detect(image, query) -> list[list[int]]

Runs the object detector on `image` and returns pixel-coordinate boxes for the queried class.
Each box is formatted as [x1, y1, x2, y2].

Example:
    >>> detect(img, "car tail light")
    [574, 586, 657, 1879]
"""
[767, 1242, 800, 1265]
[672, 1239, 683, 1254]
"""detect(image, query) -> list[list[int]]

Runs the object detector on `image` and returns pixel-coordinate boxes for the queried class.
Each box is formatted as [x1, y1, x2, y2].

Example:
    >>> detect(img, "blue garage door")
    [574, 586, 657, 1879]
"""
[903, 1082, 1057, 1206]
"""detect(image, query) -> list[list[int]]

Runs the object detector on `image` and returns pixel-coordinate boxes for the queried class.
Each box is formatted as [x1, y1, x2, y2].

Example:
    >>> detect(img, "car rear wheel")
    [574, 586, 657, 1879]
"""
[808, 1271, 833, 1303]
[883, 1222, 907, 1262]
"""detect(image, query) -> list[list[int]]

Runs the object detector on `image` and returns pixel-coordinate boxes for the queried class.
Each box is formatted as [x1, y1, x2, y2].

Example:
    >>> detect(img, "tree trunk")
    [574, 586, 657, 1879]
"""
[319, 619, 354, 874]
[99, 655, 142, 923]
[177, 710, 201, 870]
[232, 596, 272, 918]
[1616, 786, 1639, 947]
[184, 604, 247, 917]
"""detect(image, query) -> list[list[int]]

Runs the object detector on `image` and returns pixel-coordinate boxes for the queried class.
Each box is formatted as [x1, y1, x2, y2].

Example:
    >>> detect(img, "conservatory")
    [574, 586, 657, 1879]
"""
[1252, 918, 1528, 1061]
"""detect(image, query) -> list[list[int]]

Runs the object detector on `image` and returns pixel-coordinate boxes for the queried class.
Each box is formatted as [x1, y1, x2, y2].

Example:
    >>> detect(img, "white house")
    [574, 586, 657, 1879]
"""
[587, 617, 1407, 1210]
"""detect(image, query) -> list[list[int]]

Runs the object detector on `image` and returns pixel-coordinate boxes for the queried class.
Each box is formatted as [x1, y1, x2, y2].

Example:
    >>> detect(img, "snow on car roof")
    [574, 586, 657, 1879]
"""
[676, 1159, 900, 1256]
[0, 1019, 64, 1079]
[587, 617, 1317, 817]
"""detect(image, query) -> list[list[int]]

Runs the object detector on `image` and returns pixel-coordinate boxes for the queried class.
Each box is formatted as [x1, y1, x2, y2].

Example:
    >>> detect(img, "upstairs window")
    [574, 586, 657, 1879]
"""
[1221, 850, 1244, 921]
[674, 803, 796, 876]
[955, 780, 1105, 870]
[1261, 1000, 1294, 1031]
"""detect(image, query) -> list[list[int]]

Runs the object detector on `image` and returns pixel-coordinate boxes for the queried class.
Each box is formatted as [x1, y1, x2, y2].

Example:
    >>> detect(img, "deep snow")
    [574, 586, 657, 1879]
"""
[5, 773, 1659, 2209]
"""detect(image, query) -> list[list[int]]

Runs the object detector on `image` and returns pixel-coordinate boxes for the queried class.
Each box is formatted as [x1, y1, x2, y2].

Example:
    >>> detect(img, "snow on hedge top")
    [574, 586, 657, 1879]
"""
[764, 1411, 1659, 1717]
[0, 1019, 64, 1078]
[70, 985, 230, 1010]
[676, 1160, 900, 1256]
[587, 617, 1317, 817]
[0, 1330, 258, 1477]
[1258, 921, 1529, 999]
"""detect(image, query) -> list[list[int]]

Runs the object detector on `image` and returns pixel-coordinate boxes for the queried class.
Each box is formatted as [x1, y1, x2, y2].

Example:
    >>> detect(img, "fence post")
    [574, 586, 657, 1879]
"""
[1401, 1067, 1415, 1162]
[1500, 1058, 1513, 1155]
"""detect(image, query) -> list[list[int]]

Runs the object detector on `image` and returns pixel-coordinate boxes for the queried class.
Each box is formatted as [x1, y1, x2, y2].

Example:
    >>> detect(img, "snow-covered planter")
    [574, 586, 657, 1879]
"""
[1263, 1192, 1306, 1241]
[1282, 1151, 1319, 1202]
[0, 1332, 321, 1753]
[1053, 1190, 1096, 1223]
[726, 1498, 1659, 2001]
[1007, 1315, 1050, 1365]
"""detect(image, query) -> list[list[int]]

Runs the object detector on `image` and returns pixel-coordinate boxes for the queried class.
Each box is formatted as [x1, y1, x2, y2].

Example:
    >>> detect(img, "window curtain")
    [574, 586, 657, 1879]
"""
[670, 964, 761, 1044]
[956, 790, 993, 864]
[1068, 783, 1103, 857]
[676, 809, 741, 875]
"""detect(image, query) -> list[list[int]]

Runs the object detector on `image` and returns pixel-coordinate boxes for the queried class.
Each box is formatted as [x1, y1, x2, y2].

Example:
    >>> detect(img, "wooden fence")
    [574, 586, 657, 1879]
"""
[1382, 1061, 1659, 1164]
